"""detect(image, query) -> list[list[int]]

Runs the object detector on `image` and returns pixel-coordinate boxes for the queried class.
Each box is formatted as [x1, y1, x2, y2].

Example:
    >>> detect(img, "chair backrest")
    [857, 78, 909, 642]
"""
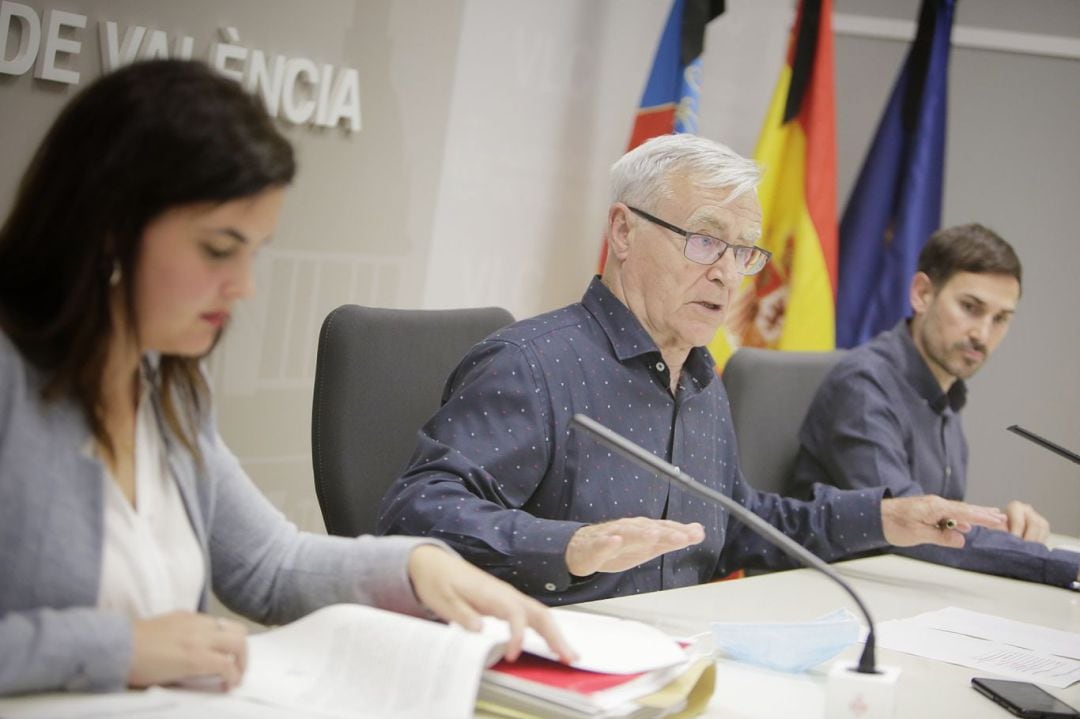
[721, 348, 845, 496]
[311, 304, 514, 536]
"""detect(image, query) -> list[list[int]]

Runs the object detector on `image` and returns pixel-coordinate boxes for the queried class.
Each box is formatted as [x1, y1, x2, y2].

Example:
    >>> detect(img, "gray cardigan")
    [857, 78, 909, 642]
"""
[0, 330, 436, 695]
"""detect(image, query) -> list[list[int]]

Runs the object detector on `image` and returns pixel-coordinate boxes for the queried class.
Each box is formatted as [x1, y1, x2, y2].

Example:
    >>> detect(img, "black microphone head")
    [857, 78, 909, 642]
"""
[1007, 425, 1080, 466]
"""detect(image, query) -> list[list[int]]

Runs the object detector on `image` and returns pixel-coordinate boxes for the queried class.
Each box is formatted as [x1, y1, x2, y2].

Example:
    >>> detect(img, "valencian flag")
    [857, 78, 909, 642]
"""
[836, 0, 955, 348]
[708, 0, 838, 367]
[599, 0, 725, 272]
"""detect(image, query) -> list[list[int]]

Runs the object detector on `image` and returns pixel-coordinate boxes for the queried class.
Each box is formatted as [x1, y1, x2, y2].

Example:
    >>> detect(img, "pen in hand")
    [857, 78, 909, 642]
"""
[937, 518, 957, 531]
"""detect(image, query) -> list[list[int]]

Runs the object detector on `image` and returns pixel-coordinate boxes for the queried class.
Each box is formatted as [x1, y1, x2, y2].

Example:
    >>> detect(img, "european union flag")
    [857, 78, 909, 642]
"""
[835, 0, 956, 348]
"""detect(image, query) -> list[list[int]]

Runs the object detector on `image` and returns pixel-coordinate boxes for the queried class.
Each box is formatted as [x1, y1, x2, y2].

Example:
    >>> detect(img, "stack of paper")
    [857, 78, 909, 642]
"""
[477, 610, 715, 719]
[0, 605, 715, 719]
[479, 654, 713, 719]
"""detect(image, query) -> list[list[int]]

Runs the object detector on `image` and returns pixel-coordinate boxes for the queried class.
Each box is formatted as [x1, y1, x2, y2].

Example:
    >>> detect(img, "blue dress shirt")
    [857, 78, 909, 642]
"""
[378, 278, 887, 604]
[791, 321, 1080, 588]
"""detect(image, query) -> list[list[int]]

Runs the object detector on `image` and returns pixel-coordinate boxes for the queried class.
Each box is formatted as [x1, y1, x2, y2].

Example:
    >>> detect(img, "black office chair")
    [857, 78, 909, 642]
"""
[722, 347, 845, 496]
[311, 304, 514, 536]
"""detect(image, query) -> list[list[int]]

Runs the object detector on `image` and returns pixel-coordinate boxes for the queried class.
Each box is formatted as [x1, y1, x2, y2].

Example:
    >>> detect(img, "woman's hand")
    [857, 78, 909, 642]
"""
[128, 612, 248, 690]
[407, 545, 578, 663]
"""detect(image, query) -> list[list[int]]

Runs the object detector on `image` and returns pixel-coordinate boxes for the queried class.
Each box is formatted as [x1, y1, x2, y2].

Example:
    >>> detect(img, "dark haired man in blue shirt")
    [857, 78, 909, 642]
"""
[791, 223, 1080, 589]
[378, 135, 1007, 604]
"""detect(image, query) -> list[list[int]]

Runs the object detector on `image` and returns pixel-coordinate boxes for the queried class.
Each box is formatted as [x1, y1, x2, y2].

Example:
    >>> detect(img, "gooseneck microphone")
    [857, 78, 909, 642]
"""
[570, 413, 881, 675]
[1007, 425, 1080, 466]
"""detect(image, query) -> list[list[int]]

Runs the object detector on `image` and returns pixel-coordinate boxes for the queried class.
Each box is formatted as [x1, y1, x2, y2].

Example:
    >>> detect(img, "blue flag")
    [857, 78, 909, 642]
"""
[835, 0, 956, 348]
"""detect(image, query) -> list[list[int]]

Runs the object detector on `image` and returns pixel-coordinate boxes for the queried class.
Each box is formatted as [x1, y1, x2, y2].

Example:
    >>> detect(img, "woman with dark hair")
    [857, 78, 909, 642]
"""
[0, 59, 572, 696]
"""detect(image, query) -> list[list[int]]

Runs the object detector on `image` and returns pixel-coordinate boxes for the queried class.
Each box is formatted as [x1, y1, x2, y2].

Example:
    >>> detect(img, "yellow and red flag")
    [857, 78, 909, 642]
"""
[709, 0, 837, 367]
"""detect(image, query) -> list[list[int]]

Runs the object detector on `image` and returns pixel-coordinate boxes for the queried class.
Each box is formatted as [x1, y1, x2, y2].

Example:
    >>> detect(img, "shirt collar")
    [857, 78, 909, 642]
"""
[581, 276, 717, 387]
[892, 319, 967, 413]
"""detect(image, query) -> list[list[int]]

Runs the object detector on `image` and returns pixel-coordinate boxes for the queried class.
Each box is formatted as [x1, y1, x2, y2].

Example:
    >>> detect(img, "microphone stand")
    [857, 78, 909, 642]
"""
[570, 413, 880, 675]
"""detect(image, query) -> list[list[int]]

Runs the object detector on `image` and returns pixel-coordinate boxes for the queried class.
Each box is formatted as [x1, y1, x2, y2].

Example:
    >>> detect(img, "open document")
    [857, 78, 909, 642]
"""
[877, 607, 1080, 688]
[0, 604, 697, 719]
[233, 603, 503, 718]
[0, 604, 505, 719]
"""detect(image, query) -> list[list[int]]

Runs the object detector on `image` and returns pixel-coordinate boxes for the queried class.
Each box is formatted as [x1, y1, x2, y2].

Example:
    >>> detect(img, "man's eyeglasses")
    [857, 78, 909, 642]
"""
[628, 206, 771, 276]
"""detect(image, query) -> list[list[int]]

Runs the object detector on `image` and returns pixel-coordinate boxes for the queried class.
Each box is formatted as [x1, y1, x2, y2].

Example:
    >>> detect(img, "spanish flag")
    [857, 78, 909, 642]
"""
[709, 0, 837, 366]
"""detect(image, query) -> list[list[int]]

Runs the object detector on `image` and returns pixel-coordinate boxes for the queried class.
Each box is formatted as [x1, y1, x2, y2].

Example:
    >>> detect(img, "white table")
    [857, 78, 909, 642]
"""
[572, 553, 1080, 718]
[1, 552, 1076, 718]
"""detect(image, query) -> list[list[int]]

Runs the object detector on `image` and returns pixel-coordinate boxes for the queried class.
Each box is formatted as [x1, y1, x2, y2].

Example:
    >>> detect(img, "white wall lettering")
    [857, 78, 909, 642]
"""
[0, 2, 362, 133]
[209, 25, 246, 83]
[246, 49, 286, 116]
[281, 56, 318, 124]
[0, 1, 40, 76]
[99, 21, 144, 71]
[34, 8, 84, 84]
[326, 67, 361, 132]
[140, 28, 169, 61]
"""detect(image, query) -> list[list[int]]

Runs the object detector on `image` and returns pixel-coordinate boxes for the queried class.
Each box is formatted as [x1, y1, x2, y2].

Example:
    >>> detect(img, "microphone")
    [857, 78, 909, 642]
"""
[570, 413, 881, 675]
[1007, 425, 1080, 466]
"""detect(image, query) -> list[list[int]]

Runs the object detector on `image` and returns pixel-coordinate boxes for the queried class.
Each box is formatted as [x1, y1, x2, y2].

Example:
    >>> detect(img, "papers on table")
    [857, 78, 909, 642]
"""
[512, 608, 688, 674]
[912, 607, 1080, 660]
[0, 605, 691, 719]
[477, 609, 710, 718]
[480, 655, 713, 718]
[877, 607, 1080, 688]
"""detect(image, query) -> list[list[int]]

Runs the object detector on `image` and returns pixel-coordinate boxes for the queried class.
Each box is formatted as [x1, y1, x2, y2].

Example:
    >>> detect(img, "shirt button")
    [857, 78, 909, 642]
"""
[656, 361, 666, 372]
[544, 582, 557, 591]
[945, 466, 952, 477]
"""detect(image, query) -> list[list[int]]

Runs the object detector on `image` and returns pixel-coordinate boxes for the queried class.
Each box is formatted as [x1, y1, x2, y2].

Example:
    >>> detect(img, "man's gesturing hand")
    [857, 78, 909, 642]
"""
[882, 495, 1007, 548]
[565, 517, 705, 577]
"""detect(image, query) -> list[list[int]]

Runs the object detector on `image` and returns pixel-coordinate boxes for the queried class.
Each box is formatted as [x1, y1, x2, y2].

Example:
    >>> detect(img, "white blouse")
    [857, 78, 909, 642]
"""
[96, 387, 205, 617]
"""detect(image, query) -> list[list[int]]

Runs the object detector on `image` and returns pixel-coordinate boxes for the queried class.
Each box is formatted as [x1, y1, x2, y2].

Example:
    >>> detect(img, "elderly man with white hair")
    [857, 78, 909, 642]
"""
[378, 133, 1007, 604]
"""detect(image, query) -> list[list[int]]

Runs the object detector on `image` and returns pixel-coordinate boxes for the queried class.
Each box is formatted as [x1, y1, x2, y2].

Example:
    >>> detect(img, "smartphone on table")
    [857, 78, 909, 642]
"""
[972, 677, 1080, 718]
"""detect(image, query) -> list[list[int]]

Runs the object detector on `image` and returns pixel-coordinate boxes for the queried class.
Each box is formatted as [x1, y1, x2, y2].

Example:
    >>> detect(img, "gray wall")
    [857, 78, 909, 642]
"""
[1, 0, 1077, 536]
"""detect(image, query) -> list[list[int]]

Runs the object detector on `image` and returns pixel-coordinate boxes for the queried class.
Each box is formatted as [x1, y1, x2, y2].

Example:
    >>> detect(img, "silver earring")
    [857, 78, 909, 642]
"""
[109, 260, 122, 287]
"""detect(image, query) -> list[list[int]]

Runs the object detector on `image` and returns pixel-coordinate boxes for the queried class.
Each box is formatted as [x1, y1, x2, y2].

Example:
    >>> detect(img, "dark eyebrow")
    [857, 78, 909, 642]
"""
[961, 293, 1016, 315]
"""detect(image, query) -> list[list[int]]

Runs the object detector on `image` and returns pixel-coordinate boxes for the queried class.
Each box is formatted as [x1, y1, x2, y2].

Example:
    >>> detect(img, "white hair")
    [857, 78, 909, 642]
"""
[610, 133, 761, 209]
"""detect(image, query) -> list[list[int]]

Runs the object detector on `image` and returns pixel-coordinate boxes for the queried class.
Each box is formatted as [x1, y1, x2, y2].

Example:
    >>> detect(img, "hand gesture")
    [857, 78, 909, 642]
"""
[407, 545, 577, 663]
[564, 517, 705, 577]
[128, 612, 247, 690]
[881, 495, 1006, 548]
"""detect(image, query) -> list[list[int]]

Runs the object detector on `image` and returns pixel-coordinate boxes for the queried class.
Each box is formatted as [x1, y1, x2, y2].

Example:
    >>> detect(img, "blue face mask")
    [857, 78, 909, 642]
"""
[711, 608, 860, 673]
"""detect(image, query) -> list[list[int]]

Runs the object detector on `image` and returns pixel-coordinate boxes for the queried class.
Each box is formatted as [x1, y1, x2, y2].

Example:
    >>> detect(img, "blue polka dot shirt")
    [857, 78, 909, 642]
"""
[378, 278, 887, 604]
[791, 320, 1080, 588]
